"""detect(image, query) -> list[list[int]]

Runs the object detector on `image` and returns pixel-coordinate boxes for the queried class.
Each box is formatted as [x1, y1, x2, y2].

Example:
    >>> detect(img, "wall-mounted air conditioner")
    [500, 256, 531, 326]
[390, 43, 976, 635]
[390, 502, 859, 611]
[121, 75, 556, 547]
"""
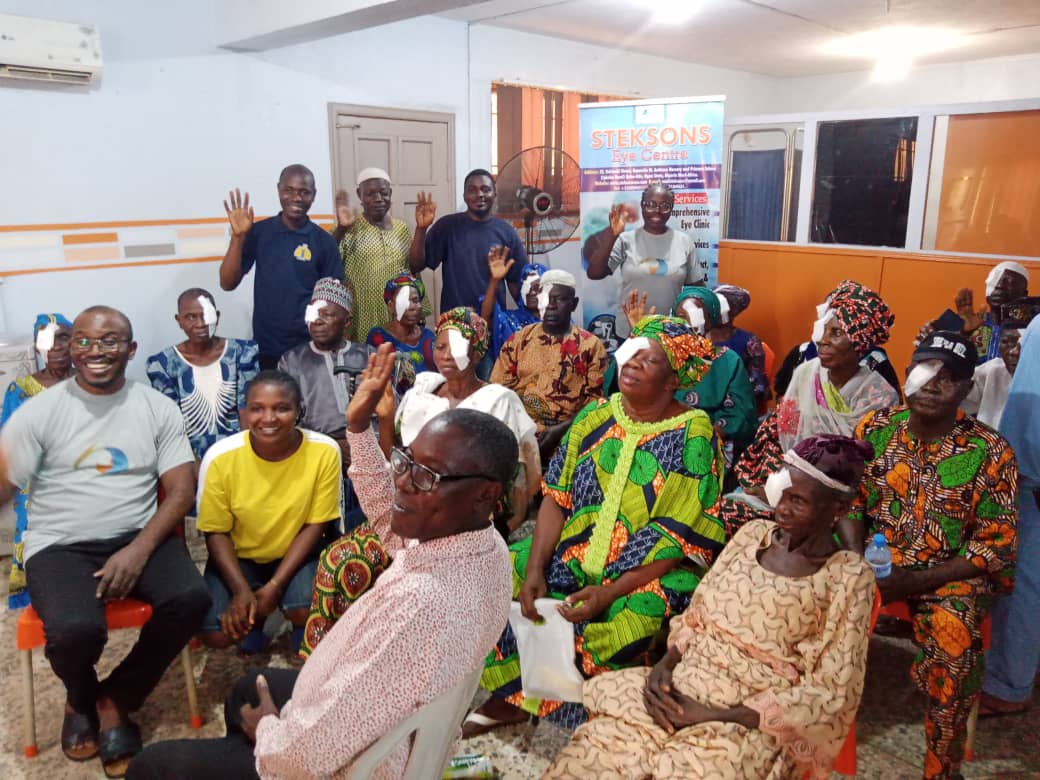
[0, 14, 102, 86]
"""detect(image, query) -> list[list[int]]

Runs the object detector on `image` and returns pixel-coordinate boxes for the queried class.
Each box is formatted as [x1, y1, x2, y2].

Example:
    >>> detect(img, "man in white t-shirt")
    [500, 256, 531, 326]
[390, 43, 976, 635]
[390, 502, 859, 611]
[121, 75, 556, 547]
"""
[583, 182, 707, 335]
[0, 306, 209, 776]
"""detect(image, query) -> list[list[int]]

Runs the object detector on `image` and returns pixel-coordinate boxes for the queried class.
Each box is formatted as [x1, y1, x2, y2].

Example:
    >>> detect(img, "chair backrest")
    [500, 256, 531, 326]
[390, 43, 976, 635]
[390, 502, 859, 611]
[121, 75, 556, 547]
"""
[761, 341, 776, 383]
[344, 667, 483, 780]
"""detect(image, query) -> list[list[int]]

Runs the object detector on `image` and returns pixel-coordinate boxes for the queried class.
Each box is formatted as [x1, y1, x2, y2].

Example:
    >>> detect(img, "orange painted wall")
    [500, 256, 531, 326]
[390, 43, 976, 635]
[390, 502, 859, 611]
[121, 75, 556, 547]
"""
[718, 241, 1040, 377]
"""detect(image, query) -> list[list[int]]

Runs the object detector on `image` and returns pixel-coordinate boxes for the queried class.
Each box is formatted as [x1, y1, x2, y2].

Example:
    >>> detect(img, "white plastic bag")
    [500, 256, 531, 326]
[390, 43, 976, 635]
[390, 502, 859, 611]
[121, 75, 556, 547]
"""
[507, 599, 585, 703]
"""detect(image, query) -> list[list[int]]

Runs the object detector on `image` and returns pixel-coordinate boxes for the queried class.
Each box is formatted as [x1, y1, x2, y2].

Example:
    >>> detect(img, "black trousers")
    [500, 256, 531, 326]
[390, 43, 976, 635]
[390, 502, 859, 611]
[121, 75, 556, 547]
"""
[25, 531, 211, 715]
[127, 668, 300, 780]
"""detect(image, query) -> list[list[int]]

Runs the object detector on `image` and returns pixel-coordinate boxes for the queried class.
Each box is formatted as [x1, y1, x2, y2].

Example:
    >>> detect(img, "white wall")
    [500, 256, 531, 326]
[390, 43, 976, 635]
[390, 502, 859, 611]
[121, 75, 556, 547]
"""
[0, 2, 471, 378]
[763, 51, 1040, 115]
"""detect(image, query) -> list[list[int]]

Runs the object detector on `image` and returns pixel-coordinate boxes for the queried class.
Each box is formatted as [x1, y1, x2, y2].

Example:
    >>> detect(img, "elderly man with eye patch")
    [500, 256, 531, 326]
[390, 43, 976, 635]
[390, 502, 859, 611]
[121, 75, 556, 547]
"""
[844, 330, 1018, 780]
[127, 343, 515, 780]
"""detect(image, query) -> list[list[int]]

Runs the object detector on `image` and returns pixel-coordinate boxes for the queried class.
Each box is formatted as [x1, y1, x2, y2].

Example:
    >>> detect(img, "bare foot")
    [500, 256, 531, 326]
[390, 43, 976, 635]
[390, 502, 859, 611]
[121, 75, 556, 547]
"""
[461, 696, 530, 738]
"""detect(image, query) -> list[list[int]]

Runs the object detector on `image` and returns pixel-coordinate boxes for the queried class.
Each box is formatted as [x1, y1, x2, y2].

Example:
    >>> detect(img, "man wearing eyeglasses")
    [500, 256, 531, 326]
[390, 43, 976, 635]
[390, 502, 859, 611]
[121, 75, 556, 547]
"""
[0, 306, 209, 776]
[584, 182, 707, 337]
[127, 344, 514, 779]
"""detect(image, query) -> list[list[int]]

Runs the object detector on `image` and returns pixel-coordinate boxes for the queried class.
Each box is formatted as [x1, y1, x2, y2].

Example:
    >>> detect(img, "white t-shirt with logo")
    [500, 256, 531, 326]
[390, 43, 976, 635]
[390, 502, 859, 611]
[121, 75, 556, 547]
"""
[608, 227, 706, 335]
[2, 379, 193, 561]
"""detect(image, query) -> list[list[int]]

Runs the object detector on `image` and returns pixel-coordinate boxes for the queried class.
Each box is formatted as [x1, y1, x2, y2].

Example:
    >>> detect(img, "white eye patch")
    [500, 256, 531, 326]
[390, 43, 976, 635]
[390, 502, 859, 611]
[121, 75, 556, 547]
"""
[447, 328, 471, 370]
[198, 295, 218, 337]
[904, 359, 942, 398]
[537, 285, 554, 318]
[394, 287, 412, 321]
[35, 322, 58, 354]
[681, 300, 705, 333]
[520, 274, 539, 301]
[764, 468, 793, 508]
[304, 300, 328, 324]
[811, 309, 835, 344]
[614, 336, 650, 371]
[717, 295, 731, 324]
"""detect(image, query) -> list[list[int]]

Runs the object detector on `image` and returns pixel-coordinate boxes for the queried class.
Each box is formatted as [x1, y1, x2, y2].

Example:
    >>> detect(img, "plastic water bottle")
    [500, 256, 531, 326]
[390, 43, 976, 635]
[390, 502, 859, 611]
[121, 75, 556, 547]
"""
[865, 533, 892, 579]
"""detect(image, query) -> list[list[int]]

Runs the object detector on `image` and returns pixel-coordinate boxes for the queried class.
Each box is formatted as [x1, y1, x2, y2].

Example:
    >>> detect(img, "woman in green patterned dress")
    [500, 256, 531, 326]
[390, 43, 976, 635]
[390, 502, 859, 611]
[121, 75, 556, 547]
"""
[463, 315, 728, 732]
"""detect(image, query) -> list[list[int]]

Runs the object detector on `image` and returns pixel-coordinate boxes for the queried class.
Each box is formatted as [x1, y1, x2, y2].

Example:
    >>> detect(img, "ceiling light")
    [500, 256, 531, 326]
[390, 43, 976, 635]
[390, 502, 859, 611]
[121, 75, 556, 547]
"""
[821, 25, 965, 73]
[648, 0, 701, 26]
[872, 54, 913, 82]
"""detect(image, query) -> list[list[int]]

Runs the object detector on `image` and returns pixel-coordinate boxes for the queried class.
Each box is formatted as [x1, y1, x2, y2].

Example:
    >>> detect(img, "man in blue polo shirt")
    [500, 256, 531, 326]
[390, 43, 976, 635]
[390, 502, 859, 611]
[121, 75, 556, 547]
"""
[420, 168, 527, 312]
[220, 164, 342, 368]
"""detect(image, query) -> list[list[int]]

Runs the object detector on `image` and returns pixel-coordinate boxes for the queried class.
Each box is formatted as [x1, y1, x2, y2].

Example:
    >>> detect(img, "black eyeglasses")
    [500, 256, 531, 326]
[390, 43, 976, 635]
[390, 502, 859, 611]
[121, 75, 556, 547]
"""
[641, 200, 673, 213]
[71, 337, 131, 353]
[389, 447, 495, 493]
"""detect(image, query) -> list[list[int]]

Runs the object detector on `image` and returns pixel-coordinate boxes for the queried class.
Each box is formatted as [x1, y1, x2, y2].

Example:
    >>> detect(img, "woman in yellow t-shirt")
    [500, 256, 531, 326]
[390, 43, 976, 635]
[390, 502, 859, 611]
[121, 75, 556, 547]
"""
[196, 370, 342, 654]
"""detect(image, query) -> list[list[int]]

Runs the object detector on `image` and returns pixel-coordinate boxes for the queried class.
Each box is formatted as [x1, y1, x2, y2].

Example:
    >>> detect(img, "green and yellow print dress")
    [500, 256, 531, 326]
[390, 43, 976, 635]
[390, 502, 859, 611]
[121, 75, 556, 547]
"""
[481, 394, 727, 726]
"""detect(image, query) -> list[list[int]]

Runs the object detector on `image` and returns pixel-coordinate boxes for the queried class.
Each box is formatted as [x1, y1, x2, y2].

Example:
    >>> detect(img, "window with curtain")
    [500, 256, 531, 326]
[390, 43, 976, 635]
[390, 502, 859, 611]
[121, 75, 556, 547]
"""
[724, 126, 802, 242]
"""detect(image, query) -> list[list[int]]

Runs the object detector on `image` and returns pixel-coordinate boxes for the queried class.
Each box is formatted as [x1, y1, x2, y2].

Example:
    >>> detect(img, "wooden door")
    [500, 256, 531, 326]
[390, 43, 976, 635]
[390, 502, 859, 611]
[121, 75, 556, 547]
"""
[329, 105, 455, 320]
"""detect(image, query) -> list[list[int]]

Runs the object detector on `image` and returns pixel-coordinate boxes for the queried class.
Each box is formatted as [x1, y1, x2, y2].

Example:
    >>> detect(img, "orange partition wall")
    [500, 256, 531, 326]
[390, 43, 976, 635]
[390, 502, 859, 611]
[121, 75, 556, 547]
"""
[718, 241, 1040, 377]
[935, 111, 1040, 258]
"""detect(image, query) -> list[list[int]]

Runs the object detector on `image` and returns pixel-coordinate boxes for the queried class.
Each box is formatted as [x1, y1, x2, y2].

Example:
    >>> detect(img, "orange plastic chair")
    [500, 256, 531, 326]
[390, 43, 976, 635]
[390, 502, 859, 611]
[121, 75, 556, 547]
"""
[17, 600, 203, 757]
[758, 341, 777, 416]
[827, 587, 882, 777]
[761, 341, 776, 385]
[878, 600, 991, 762]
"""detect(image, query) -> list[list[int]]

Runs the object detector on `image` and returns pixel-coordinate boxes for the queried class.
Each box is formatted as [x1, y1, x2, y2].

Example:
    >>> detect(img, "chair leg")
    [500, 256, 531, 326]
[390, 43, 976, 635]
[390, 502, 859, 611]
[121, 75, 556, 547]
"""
[179, 645, 203, 729]
[21, 649, 37, 758]
[964, 696, 980, 761]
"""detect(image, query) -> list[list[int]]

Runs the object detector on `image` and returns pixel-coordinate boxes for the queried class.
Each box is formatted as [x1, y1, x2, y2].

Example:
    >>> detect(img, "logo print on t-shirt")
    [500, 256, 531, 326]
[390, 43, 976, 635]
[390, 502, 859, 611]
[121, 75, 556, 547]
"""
[293, 243, 313, 262]
[74, 446, 129, 474]
[638, 257, 668, 276]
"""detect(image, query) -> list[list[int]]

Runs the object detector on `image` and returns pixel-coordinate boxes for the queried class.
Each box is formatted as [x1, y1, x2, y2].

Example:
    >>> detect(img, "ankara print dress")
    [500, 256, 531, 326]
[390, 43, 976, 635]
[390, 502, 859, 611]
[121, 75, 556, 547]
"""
[480, 394, 727, 726]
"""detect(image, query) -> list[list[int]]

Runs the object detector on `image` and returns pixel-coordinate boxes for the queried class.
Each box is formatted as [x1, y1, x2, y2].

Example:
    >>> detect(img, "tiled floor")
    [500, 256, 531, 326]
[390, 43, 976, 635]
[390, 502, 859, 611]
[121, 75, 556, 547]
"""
[2, 559, 1037, 778]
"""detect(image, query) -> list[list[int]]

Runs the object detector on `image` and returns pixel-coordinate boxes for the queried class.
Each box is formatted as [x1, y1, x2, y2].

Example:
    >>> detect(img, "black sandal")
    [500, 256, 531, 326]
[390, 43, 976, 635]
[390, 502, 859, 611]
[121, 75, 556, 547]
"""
[61, 710, 99, 761]
[98, 720, 142, 779]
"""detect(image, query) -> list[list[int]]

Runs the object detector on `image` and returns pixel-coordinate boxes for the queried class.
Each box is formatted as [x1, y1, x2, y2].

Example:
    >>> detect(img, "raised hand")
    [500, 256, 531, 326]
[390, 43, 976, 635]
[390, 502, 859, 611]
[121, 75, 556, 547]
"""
[622, 289, 656, 329]
[335, 189, 357, 229]
[954, 287, 985, 332]
[609, 203, 627, 236]
[223, 188, 254, 237]
[346, 343, 396, 432]
[415, 191, 437, 229]
[487, 245, 514, 282]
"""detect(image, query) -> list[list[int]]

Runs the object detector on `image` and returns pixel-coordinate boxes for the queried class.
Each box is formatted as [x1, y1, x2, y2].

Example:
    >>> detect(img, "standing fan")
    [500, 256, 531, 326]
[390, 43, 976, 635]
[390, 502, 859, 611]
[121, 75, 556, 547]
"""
[495, 146, 581, 255]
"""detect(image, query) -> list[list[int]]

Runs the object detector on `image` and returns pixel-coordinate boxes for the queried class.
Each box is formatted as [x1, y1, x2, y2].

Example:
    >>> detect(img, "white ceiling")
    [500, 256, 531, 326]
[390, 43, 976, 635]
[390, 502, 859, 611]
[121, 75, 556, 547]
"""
[441, 0, 1040, 77]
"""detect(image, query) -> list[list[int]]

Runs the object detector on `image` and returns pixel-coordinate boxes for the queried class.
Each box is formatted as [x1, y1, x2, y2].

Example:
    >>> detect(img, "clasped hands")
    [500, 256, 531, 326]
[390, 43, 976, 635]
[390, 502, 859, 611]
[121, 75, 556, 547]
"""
[642, 651, 721, 734]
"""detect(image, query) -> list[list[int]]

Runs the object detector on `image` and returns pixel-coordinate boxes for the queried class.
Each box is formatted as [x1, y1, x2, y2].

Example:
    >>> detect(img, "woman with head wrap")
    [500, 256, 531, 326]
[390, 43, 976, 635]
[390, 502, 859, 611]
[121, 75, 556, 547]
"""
[366, 273, 436, 374]
[545, 434, 876, 780]
[774, 282, 902, 398]
[608, 287, 757, 468]
[710, 284, 770, 404]
[3, 313, 74, 608]
[479, 250, 547, 363]
[734, 281, 899, 504]
[395, 307, 539, 537]
[463, 315, 727, 734]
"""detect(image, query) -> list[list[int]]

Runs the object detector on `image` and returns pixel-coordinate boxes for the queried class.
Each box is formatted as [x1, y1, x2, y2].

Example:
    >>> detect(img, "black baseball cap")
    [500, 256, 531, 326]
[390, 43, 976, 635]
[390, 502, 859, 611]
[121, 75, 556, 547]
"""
[911, 330, 977, 380]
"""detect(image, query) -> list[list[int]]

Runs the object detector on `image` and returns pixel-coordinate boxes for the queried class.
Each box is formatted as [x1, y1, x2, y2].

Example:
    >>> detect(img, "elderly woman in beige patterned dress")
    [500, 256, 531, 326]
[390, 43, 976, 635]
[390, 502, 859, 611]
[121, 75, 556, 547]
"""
[543, 434, 876, 780]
